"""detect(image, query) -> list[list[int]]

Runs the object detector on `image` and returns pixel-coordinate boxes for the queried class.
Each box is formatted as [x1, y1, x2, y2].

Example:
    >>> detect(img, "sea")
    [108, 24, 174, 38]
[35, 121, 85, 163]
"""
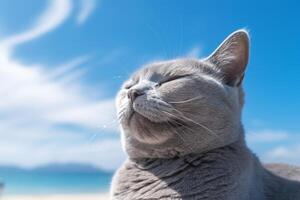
[0, 168, 113, 195]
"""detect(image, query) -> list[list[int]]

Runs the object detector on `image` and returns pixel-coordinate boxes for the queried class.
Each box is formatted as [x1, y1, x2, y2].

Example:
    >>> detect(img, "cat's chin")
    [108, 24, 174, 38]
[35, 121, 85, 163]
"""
[126, 113, 174, 145]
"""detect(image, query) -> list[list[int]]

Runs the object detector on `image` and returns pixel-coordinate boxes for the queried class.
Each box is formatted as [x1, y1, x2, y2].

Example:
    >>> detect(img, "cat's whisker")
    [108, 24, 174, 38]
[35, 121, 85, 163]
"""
[168, 95, 204, 104]
[165, 121, 185, 142]
[165, 121, 194, 153]
[163, 107, 221, 141]
[117, 111, 126, 121]
[178, 114, 220, 140]
[161, 111, 195, 133]
[162, 111, 206, 150]
[117, 107, 129, 121]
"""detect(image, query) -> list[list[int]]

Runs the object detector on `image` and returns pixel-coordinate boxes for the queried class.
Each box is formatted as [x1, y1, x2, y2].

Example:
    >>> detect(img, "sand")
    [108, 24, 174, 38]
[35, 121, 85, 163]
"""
[1, 193, 110, 200]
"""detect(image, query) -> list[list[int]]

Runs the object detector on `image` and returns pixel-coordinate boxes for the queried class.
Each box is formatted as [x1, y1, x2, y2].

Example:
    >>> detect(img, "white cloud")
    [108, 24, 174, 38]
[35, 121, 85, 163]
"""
[246, 130, 289, 143]
[247, 129, 300, 166]
[76, 0, 97, 25]
[264, 145, 300, 165]
[0, 55, 118, 132]
[0, 127, 125, 171]
[0, 0, 123, 170]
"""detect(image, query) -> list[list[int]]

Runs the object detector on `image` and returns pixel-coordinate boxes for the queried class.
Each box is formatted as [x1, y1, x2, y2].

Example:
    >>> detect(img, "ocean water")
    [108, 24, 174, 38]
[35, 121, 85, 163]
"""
[0, 170, 113, 195]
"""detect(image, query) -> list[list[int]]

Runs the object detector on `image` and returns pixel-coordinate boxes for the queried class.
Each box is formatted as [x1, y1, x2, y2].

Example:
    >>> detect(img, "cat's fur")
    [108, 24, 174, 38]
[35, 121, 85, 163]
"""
[111, 30, 300, 199]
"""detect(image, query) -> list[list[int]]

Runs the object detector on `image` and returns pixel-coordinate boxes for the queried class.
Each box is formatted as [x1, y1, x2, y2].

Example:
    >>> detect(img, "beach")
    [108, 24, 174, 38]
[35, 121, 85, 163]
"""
[1, 193, 110, 200]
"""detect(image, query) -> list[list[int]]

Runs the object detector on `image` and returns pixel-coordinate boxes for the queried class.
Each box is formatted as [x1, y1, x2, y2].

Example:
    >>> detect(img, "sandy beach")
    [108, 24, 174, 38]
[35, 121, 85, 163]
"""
[1, 193, 110, 200]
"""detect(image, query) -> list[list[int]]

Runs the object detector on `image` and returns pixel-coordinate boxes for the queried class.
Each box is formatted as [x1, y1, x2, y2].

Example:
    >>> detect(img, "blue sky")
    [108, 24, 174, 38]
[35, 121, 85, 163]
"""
[0, 0, 299, 171]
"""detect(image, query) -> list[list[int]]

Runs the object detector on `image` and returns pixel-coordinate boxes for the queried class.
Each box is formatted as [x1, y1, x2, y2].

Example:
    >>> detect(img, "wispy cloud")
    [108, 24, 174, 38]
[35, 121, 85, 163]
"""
[76, 0, 97, 25]
[0, 0, 122, 170]
[246, 130, 289, 143]
[246, 129, 300, 166]
[0, 0, 72, 53]
[264, 145, 300, 165]
[185, 46, 201, 58]
[48, 55, 90, 80]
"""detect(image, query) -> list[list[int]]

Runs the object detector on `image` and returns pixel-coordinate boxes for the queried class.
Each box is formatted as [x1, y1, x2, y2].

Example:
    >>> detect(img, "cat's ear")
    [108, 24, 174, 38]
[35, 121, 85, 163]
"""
[206, 30, 249, 86]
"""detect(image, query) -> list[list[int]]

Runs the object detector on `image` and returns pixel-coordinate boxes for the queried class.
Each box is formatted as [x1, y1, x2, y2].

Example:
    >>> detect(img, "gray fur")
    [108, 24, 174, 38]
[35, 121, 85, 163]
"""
[111, 30, 300, 199]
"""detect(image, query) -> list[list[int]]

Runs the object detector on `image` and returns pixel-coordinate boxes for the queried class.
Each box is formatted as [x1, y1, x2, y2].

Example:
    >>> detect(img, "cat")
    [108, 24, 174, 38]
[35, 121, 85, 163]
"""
[111, 30, 300, 200]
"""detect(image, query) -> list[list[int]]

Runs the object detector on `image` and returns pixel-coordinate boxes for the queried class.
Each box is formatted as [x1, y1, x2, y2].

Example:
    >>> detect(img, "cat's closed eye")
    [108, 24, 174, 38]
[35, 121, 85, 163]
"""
[124, 81, 136, 89]
[157, 75, 190, 87]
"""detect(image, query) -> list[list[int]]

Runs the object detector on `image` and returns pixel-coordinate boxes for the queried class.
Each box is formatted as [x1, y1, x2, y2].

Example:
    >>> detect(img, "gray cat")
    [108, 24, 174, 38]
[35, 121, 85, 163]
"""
[111, 30, 300, 200]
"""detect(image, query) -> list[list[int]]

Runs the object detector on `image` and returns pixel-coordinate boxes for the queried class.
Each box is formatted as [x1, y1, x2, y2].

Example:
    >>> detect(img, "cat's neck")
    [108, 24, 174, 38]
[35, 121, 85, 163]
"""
[115, 134, 261, 200]
[125, 124, 246, 159]
[131, 132, 251, 169]
[115, 131, 300, 199]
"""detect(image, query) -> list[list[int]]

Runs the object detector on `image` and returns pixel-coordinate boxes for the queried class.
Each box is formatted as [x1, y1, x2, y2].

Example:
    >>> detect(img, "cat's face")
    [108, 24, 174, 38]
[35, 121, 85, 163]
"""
[116, 30, 249, 158]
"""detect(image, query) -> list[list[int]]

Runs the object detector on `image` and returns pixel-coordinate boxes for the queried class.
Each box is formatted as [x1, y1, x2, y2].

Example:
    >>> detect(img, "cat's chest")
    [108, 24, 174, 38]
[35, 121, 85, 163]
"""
[111, 155, 252, 200]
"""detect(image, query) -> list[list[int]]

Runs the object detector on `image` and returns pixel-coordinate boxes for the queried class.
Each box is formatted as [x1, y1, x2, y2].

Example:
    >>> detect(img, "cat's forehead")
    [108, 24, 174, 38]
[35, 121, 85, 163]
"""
[132, 59, 212, 81]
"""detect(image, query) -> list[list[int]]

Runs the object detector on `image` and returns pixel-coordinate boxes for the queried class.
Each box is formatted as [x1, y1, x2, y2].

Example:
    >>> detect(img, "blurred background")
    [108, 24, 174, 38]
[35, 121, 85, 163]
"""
[0, 0, 299, 199]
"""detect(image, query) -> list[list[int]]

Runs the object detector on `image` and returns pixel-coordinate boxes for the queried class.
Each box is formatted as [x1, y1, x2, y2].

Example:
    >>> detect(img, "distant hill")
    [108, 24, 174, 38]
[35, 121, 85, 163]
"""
[0, 165, 25, 173]
[0, 163, 113, 174]
[33, 163, 107, 173]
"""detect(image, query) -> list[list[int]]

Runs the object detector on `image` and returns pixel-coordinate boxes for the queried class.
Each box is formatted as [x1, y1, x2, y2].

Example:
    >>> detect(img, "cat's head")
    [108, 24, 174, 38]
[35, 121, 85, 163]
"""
[116, 30, 249, 159]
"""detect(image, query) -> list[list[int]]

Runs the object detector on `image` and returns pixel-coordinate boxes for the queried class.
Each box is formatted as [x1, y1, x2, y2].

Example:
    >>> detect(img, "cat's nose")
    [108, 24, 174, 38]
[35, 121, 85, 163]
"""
[127, 89, 144, 102]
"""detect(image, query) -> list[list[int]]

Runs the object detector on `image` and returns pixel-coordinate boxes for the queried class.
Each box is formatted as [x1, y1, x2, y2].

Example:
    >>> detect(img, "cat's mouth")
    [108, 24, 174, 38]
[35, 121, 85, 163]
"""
[122, 95, 182, 128]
